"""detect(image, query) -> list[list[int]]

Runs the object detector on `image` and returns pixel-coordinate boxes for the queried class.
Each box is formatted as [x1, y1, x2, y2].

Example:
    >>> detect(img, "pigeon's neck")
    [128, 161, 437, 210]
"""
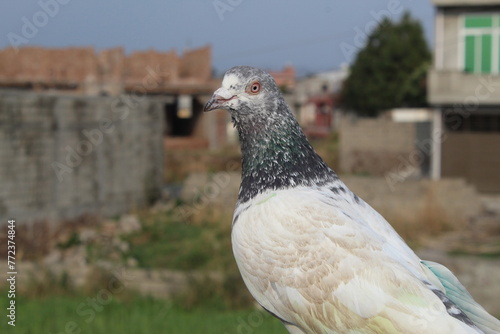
[234, 105, 338, 204]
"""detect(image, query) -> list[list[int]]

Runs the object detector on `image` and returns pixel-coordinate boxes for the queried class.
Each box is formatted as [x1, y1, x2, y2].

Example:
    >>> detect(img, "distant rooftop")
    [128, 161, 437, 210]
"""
[432, 0, 500, 6]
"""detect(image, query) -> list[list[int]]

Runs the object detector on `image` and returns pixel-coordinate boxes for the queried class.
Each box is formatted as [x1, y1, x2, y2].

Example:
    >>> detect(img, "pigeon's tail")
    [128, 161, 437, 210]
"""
[421, 260, 500, 334]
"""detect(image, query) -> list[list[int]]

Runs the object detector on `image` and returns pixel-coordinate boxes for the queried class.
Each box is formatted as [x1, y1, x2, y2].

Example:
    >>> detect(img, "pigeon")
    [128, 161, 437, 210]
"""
[204, 66, 500, 334]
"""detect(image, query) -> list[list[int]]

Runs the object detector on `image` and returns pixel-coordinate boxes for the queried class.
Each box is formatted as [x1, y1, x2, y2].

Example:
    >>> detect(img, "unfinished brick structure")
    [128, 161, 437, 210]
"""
[0, 45, 213, 95]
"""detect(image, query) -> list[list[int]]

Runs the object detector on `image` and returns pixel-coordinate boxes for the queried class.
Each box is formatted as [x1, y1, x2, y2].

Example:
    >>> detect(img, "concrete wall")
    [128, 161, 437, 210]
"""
[434, 9, 460, 72]
[428, 70, 500, 105]
[442, 132, 500, 192]
[339, 116, 430, 176]
[0, 90, 164, 226]
[181, 172, 483, 229]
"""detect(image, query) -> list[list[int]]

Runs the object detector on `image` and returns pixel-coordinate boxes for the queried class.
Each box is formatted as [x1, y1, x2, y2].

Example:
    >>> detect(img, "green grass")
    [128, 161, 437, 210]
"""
[123, 206, 234, 271]
[122, 206, 256, 310]
[125, 219, 211, 270]
[0, 293, 287, 334]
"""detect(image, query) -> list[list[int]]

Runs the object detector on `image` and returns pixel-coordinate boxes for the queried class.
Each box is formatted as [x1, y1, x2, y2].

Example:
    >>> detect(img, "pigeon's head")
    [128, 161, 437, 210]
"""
[204, 66, 283, 121]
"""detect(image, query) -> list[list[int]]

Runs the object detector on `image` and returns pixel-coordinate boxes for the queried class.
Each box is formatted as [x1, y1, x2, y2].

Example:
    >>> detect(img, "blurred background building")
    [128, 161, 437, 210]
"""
[428, 0, 500, 192]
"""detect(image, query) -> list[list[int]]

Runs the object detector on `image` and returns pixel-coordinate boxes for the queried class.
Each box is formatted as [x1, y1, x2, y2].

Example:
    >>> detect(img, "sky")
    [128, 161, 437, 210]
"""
[0, 0, 435, 76]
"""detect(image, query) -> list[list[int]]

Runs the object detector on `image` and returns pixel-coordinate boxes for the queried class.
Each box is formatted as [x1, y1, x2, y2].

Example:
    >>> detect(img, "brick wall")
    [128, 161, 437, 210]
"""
[179, 46, 212, 82]
[98, 47, 126, 82]
[0, 47, 98, 86]
[124, 49, 179, 88]
[0, 45, 212, 94]
[0, 90, 164, 226]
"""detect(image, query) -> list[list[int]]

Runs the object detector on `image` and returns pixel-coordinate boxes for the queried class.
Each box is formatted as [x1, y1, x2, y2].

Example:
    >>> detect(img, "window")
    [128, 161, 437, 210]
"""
[444, 112, 500, 133]
[462, 14, 500, 74]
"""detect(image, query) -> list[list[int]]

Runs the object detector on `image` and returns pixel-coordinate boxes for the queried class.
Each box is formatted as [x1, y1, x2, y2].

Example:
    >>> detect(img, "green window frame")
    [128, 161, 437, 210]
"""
[463, 14, 500, 74]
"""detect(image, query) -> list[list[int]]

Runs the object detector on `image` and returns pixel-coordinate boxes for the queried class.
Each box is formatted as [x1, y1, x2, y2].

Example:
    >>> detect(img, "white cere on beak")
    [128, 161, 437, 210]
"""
[221, 73, 241, 90]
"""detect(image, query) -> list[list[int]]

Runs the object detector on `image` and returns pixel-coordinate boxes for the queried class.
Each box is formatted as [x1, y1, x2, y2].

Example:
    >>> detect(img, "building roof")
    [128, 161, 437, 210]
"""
[432, 0, 500, 6]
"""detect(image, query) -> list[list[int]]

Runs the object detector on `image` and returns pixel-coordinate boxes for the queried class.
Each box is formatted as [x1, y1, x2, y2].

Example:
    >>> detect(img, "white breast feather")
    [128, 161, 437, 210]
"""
[231, 187, 484, 334]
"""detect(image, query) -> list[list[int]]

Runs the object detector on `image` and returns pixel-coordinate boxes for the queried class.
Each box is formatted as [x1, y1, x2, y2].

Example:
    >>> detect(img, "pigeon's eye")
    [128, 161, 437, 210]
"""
[248, 81, 261, 95]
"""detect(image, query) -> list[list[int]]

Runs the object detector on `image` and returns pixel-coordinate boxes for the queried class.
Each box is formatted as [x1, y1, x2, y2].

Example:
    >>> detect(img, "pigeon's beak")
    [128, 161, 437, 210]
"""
[203, 95, 224, 112]
[204, 89, 236, 112]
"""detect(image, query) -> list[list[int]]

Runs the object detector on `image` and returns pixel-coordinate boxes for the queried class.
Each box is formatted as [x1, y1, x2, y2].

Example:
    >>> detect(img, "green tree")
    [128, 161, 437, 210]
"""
[340, 12, 431, 117]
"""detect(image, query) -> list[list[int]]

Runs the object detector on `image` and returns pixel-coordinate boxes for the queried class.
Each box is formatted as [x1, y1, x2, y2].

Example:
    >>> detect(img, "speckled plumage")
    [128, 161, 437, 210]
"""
[204, 66, 500, 334]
